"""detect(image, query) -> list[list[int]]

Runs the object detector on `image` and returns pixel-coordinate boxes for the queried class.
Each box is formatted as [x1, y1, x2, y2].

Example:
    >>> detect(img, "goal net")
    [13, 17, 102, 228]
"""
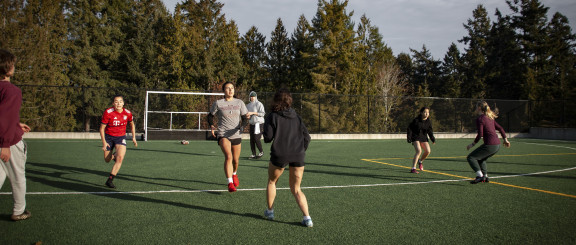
[144, 91, 223, 141]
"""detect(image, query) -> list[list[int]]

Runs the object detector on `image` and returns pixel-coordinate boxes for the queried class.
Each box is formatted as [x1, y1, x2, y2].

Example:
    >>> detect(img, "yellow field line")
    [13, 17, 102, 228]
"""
[362, 157, 576, 199]
[369, 152, 576, 161]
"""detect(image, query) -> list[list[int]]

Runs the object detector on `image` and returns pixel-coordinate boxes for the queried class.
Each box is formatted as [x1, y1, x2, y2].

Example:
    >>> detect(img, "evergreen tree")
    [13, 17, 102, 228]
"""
[239, 26, 268, 91]
[172, 0, 244, 91]
[440, 43, 464, 98]
[266, 18, 291, 89]
[507, 0, 551, 100]
[485, 9, 524, 99]
[410, 45, 440, 97]
[459, 4, 491, 99]
[67, 0, 126, 131]
[310, 0, 357, 94]
[289, 15, 316, 92]
[545, 12, 576, 100]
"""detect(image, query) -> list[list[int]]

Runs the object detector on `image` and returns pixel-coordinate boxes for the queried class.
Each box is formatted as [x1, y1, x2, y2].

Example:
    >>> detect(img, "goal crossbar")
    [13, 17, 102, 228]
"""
[144, 91, 223, 141]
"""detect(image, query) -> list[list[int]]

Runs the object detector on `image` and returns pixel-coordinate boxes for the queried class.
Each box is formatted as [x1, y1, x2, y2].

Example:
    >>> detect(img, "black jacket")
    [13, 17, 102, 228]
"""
[407, 117, 435, 143]
[263, 108, 311, 163]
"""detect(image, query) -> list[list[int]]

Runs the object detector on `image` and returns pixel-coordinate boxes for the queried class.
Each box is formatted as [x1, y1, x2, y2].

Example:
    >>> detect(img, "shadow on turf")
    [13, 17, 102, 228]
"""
[19, 163, 303, 226]
[25, 162, 222, 192]
[129, 147, 216, 157]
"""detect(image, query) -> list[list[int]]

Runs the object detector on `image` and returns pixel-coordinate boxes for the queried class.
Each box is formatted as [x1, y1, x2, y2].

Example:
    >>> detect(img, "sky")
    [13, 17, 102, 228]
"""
[161, 0, 576, 58]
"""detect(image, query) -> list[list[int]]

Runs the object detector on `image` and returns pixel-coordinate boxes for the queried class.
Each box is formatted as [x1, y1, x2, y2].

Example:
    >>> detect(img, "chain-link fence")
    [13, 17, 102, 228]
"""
[16, 85, 575, 134]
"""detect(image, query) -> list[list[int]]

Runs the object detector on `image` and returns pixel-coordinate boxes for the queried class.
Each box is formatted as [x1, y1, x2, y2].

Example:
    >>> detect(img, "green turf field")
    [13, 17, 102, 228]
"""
[1, 138, 575, 244]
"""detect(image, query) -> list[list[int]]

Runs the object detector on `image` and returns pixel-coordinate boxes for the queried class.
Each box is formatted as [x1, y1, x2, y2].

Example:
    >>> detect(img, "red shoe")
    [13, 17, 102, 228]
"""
[418, 160, 424, 171]
[232, 175, 239, 187]
[228, 182, 237, 192]
[410, 169, 419, 174]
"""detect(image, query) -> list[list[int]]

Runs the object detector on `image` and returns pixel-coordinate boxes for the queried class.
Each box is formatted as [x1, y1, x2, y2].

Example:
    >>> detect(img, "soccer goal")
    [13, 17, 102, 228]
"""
[144, 91, 223, 141]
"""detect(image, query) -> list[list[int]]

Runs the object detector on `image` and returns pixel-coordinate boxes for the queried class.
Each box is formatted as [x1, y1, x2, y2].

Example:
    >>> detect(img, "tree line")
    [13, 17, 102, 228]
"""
[1, 0, 574, 132]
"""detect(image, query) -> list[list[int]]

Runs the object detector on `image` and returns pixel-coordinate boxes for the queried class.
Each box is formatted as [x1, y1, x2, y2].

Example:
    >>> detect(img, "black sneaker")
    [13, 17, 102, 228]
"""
[484, 177, 490, 183]
[105, 179, 116, 188]
[470, 176, 485, 184]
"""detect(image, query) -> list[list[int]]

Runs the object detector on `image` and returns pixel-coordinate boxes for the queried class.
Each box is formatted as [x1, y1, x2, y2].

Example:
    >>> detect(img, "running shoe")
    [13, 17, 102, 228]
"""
[418, 160, 423, 171]
[410, 169, 419, 174]
[484, 177, 490, 183]
[470, 176, 486, 184]
[249, 155, 256, 159]
[11, 210, 31, 221]
[228, 182, 237, 192]
[264, 209, 274, 220]
[257, 152, 264, 158]
[301, 218, 313, 227]
[105, 179, 116, 188]
[233, 175, 239, 187]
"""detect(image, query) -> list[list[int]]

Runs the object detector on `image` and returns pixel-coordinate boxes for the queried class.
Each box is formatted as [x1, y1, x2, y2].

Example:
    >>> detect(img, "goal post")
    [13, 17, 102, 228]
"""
[144, 91, 224, 141]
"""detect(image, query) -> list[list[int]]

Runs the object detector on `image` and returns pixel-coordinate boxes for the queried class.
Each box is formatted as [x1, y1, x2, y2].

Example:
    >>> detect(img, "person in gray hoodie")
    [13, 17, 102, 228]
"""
[246, 91, 265, 159]
[262, 88, 313, 227]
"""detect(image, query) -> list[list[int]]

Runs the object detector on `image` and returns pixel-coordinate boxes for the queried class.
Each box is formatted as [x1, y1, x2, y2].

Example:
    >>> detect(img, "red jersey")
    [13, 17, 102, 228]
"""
[101, 107, 133, 137]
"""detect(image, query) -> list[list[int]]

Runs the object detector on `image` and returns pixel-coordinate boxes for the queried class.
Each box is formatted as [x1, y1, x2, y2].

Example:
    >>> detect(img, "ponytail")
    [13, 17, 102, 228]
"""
[478, 101, 498, 120]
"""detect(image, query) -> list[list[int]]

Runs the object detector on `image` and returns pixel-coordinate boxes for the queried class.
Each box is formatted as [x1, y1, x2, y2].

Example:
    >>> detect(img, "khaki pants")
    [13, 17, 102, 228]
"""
[0, 140, 28, 215]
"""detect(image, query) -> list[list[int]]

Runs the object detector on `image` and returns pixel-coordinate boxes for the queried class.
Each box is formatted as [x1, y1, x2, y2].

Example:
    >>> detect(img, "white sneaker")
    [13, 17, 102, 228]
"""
[301, 218, 313, 227]
[257, 152, 264, 157]
[249, 155, 256, 159]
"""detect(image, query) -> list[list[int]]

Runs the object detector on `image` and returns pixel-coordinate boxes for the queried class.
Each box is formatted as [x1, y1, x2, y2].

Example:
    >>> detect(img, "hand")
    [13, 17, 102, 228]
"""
[1, 147, 11, 162]
[210, 125, 216, 138]
[466, 143, 475, 150]
[132, 138, 138, 148]
[102, 143, 110, 152]
[503, 139, 510, 148]
[20, 123, 31, 133]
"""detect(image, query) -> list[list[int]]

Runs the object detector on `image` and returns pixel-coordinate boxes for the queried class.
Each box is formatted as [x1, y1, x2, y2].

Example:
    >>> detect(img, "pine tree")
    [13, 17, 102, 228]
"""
[266, 18, 291, 89]
[440, 43, 464, 98]
[310, 0, 357, 94]
[289, 15, 316, 92]
[459, 4, 491, 99]
[410, 45, 440, 97]
[239, 26, 268, 91]
[546, 12, 576, 100]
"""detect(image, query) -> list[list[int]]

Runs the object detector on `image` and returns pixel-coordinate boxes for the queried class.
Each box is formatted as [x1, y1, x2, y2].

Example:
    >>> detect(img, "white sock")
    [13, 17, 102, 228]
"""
[227, 177, 233, 183]
[233, 172, 237, 175]
[476, 171, 484, 177]
[303, 215, 311, 221]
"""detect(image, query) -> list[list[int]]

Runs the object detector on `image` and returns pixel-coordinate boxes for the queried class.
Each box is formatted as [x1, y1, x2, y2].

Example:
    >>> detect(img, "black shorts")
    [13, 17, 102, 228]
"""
[105, 134, 126, 151]
[271, 161, 305, 168]
[217, 137, 242, 146]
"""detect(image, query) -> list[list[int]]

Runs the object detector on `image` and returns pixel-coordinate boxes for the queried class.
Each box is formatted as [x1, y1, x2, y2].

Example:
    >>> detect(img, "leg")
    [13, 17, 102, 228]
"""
[467, 144, 499, 176]
[267, 163, 284, 210]
[218, 138, 233, 178]
[103, 149, 114, 163]
[110, 145, 127, 176]
[231, 143, 241, 174]
[4, 141, 28, 216]
[254, 133, 263, 154]
[411, 141, 422, 169]
[249, 125, 257, 156]
[420, 142, 431, 161]
[289, 166, 309, 217]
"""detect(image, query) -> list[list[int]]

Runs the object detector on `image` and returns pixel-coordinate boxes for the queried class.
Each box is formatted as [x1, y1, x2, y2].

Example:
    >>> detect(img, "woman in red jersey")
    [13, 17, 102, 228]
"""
[99, 95, 138, 188]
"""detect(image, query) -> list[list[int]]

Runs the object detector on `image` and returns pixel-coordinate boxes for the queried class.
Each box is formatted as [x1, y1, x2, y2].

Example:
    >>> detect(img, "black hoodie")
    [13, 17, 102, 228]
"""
[263, 107, 311, 163]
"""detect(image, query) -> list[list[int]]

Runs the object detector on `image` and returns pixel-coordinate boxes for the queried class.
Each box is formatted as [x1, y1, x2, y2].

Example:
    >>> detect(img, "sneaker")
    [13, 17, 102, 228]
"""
[301, 218, 313, 227]
[228, 182, 237, 192]
[484, 177, 490, 183]
[105, 179, 116, 188]
[11, 210, 31, 221]
[232, 175, 239, 187]
[249, 155, 256, 159]
[470, 176, 486, 184]
[418, 160, 424, 171]
[410, 169, 419, 174]
[257, 152, 264, 158]
[264, 209, 274, 220]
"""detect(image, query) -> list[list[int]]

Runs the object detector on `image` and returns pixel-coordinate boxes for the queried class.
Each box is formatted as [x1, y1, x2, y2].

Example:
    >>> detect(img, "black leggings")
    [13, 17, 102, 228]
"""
[249, 124, 263, 155]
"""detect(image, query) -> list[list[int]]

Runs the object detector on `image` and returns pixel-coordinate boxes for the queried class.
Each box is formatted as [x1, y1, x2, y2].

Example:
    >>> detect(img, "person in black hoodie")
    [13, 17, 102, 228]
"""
[407, 107, 436, 174]
[262, 88, 313, 227]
